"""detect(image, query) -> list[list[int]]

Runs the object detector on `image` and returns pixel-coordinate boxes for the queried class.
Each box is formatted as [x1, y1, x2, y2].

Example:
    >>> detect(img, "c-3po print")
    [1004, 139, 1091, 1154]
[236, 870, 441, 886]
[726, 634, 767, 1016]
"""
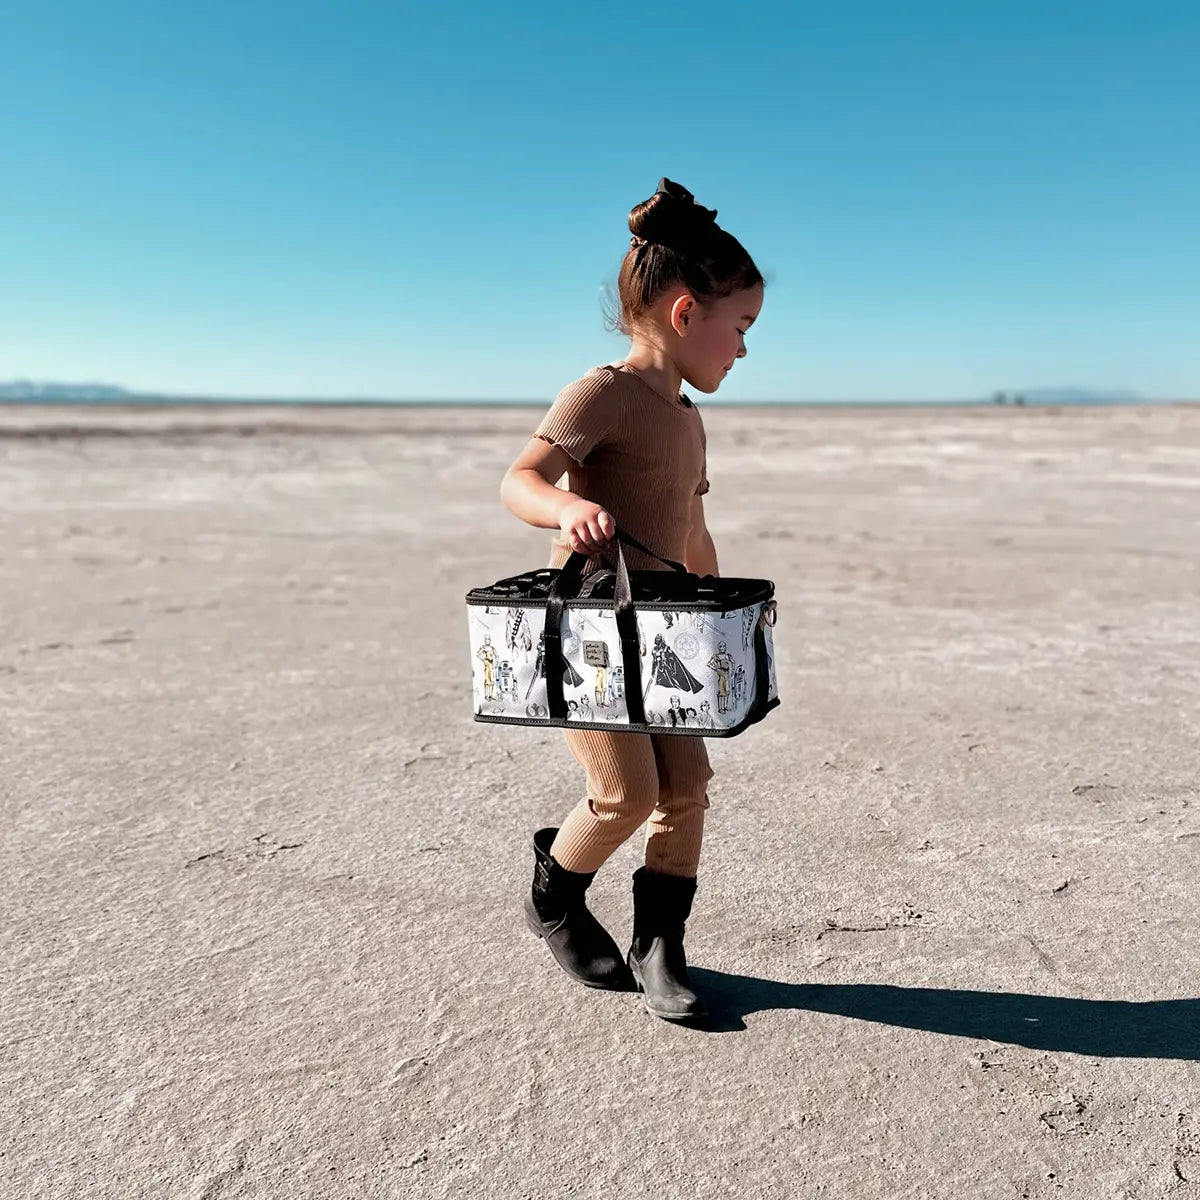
[476, 635, 499, 701]
[707, 640, 736, 714]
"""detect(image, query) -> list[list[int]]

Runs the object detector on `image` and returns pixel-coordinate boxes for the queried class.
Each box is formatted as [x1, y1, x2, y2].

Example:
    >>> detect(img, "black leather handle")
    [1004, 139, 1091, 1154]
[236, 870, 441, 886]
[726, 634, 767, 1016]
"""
[543, 530, 675, 721]
[610, 543, 646, 725]
[559, 529, 687, 583]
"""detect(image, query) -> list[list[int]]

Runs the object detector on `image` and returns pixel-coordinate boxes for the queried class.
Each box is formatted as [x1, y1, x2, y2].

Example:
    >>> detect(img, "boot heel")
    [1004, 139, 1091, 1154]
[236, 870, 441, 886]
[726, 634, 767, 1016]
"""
[524, 897, 546, 939]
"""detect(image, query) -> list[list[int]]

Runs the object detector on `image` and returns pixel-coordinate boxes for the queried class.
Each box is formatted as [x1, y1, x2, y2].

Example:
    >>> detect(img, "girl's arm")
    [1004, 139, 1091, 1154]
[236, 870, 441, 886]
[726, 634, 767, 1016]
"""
[500, 438, 615, 554]
[684, 494, 719, 577]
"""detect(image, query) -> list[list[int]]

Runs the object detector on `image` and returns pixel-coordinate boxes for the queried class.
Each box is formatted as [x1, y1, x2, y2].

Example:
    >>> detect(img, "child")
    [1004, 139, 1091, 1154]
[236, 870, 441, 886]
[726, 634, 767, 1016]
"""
[499, 178, 763, 1022]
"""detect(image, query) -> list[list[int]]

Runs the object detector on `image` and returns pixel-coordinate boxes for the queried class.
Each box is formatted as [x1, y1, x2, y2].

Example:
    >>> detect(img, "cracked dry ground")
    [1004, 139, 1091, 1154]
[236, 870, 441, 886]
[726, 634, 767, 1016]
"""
[2, 403, 1199, 1199]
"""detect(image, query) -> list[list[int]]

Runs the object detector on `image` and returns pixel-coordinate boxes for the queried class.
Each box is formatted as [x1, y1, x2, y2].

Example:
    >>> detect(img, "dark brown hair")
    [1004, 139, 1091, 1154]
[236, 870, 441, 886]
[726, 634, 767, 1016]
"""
[614, 178, 762, 333]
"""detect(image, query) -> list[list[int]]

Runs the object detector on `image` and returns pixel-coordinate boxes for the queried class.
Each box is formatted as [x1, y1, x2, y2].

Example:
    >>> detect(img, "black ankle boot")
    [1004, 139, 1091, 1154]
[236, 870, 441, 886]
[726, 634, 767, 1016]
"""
[627, 868, 707, 1022]
[524, 828, 632, 990]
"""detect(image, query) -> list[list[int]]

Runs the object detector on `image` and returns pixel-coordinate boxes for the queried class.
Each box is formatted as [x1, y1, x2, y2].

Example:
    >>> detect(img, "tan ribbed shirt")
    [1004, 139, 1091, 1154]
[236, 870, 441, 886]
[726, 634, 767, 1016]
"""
[534, 363, 708, 572]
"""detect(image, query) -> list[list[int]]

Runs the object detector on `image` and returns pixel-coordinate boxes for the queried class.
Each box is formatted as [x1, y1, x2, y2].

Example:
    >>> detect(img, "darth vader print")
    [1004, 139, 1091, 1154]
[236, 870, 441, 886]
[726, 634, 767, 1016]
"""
[648, 632, 704, 695]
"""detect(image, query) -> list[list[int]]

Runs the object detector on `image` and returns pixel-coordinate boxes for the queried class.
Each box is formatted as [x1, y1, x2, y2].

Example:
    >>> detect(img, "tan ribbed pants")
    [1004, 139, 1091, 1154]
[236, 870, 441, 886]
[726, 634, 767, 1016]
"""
[550, 729, 713, 878]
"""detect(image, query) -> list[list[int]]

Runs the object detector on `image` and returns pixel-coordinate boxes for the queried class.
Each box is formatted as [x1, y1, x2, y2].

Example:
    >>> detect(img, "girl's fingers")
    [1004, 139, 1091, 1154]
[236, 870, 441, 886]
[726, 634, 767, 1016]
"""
[562, 508, 614, 557]
[570, 516, 619, 554]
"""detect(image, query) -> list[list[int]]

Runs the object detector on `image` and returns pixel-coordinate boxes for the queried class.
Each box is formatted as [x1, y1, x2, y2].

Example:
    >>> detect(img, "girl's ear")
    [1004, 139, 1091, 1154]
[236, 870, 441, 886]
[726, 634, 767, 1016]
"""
[669, 293, 696, 338]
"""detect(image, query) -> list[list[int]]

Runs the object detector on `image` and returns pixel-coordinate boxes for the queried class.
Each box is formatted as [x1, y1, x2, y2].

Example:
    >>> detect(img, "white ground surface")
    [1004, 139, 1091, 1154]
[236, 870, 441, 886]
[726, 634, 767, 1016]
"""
[3, 403, 1199, 1199]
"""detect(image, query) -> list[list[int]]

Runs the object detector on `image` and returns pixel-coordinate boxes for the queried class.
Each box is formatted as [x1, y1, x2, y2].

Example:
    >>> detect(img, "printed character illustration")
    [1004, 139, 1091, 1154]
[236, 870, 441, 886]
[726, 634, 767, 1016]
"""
[577, 696, 594, 722]
[609, 665, 625, 702]
[732, 663, 747, 706]
[496, 659, 515, 703]
[595, 663, 609, 706]
[645, 633, 704, 699]
[695, 700, 715, 729]
[583, 640, 611, 708]
[505, 608, 534, 660]
[707, 640, 736, 714]
[742, 606, 755, 650]
[667, 695, 690, 728]
[526, 629, 584, 699]
[476, 635, 499, 701]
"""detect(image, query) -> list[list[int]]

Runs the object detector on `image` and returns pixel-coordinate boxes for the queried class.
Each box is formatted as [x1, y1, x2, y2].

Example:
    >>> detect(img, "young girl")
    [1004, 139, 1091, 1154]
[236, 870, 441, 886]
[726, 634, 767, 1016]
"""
[499, 178, 764, 1022]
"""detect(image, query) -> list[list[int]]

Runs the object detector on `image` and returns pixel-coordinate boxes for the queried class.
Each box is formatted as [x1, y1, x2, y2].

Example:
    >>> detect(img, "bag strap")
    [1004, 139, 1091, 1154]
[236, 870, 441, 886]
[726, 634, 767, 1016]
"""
[607, 529, 687, 575]
[745, 601, 778, 726]
[543, 529, 675, 722]
[610, 543, 646, 724]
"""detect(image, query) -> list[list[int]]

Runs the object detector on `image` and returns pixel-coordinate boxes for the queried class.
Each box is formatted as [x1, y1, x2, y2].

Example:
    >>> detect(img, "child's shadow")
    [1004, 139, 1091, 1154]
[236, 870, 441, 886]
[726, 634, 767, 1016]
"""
[690, 969, 1200, 1059]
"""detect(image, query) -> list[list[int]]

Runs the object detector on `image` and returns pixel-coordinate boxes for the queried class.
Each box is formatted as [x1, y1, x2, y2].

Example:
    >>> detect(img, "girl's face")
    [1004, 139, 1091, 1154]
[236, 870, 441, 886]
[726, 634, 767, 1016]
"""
[679, 283, 763, 394]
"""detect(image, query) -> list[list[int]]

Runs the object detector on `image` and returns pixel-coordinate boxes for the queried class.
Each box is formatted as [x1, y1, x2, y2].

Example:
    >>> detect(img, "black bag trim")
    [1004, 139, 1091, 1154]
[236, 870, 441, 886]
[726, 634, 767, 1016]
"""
[465, 522, 769, 612]
[612, 544, 647, 725]
[747, 621, 771, 724]
[542, 550, 587, 719]
[467, 588, 775, 613]
[472, 696, 780, 737]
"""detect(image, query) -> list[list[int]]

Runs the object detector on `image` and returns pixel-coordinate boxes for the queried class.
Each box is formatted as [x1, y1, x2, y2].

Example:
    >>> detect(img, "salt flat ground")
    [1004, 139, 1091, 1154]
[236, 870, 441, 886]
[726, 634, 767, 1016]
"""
[2, 403, 1199, 1200]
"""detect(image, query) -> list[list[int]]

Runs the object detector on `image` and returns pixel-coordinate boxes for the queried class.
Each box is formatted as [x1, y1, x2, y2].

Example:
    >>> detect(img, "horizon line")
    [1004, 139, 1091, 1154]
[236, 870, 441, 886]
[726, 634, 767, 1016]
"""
[3, 399, 1198, 409]
[4, 399, 1198, 409]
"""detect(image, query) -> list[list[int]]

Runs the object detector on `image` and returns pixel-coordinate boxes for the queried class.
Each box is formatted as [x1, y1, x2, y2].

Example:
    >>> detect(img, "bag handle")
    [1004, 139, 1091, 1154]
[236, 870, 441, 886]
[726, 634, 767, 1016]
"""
[550, 530, 686, 606]
[588, 528, 686, 578]
[544, 529, 678, 722]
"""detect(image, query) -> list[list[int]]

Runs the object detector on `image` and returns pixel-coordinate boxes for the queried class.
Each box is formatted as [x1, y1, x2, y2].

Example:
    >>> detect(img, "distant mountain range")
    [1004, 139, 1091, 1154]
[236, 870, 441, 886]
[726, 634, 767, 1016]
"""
[0, 381, 144, 402]
[990, 386, 1145, 406]
[0, 380, 1167, 406]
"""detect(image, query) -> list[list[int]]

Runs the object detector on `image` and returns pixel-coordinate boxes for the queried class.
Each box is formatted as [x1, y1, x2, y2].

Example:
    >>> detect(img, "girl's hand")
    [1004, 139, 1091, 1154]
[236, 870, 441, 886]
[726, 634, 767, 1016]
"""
[559, 500, 616, 555]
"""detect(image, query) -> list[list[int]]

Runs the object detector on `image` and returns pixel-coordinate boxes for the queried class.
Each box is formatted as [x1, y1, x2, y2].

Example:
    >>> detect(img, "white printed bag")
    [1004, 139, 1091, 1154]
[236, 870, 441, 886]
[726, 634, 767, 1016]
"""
[465, 531, 778, 736]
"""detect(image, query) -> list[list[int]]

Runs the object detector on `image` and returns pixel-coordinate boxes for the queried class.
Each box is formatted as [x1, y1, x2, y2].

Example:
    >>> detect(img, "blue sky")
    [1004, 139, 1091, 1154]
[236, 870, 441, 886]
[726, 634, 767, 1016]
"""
[1, 1, 1196, 401]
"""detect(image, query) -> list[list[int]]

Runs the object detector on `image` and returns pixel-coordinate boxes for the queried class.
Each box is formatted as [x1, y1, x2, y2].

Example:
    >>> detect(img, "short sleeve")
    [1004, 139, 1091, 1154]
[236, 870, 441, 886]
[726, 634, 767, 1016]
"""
[533, 371, 616, 465]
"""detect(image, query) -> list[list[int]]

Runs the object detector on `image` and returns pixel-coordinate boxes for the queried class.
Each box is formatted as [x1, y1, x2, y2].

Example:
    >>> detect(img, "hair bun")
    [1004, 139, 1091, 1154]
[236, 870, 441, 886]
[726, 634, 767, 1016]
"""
[628, 177, 718, 250]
